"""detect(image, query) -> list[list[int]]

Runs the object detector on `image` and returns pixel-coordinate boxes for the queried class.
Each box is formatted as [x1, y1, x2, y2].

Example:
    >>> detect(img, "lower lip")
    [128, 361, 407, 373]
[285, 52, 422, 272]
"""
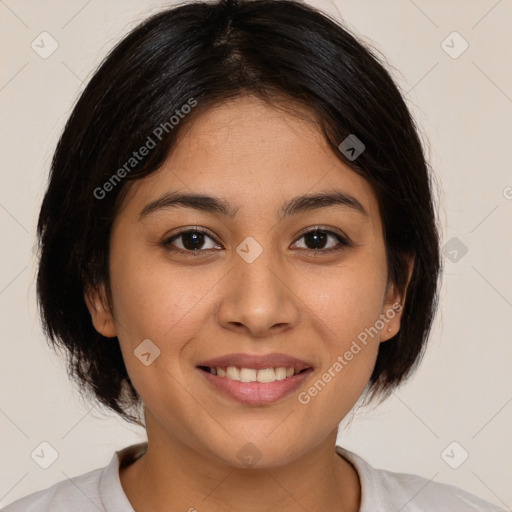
[197, 368, 313, 405]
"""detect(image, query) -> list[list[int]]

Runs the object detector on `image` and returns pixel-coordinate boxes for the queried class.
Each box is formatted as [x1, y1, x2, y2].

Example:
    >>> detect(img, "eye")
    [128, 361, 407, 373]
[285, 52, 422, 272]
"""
[162, 228, 221, 256]
[161, 226, 351, 257]
[291, 226, 350, 254]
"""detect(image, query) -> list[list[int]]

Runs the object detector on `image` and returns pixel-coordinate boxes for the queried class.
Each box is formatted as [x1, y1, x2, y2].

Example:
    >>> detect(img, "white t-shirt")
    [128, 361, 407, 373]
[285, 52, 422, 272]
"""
[2, 442, 506, 511]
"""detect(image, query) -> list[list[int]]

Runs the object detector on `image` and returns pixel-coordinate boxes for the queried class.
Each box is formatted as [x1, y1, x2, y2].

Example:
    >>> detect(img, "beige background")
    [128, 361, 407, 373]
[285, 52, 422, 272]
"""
[1, 0, 511, 508]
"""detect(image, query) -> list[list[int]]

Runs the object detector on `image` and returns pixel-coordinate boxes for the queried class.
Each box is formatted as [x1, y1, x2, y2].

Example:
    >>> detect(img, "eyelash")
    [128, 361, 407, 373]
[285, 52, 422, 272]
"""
[161, 226, 351, 257]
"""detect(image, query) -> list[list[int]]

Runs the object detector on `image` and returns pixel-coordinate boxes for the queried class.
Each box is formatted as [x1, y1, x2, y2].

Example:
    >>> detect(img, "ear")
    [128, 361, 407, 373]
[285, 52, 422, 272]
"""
[84, 283, 117, 338]
[379, 256, 414, 342]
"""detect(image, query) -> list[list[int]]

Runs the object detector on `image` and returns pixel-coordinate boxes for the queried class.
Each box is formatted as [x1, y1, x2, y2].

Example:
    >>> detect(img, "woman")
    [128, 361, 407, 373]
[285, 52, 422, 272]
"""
[3, 0, 505, 510]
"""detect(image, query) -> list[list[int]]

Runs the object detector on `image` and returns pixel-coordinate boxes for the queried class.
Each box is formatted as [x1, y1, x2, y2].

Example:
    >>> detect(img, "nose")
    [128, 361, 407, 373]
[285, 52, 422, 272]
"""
[216, 244, 300, 338]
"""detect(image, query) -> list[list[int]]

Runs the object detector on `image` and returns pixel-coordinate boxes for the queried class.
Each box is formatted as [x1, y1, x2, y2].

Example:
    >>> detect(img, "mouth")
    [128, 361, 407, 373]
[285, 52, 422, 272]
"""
[195, 353, 314, 405]
[197, 365, 310, 382]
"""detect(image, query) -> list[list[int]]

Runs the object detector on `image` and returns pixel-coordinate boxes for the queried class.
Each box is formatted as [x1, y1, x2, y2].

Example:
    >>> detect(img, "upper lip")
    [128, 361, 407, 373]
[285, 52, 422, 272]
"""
[197, 352, 313, 371]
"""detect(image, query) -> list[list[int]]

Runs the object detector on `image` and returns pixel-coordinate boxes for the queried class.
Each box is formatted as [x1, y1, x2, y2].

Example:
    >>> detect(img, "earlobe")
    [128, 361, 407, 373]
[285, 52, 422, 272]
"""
[380, 257, 414, 342]
[84, 284, 117, 338]
[380, 284, 404, 342]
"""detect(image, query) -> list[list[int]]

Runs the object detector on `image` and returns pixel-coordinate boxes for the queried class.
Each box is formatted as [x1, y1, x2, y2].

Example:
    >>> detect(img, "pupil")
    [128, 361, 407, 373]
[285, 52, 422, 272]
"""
[181, 231, 328, 251]
[183, 232, 204, 250]
[306, 230, 326, 250]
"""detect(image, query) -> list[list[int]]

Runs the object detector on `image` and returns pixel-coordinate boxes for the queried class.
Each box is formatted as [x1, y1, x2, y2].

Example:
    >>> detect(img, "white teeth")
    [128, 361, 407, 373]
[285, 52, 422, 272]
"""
[226, 366, 240, 381]
[211, 366, 302, 383]
[274, 367, 287, 380]
[256, 368, 277, 383]
[240, 368, 257, 382]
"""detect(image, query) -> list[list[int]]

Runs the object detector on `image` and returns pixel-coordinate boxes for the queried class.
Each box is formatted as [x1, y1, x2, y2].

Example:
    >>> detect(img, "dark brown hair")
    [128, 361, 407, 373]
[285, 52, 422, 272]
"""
[36, 0, 441, 426]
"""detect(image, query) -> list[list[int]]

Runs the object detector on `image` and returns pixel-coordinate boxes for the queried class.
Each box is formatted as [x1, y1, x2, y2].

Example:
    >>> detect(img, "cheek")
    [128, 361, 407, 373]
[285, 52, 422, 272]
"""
[304, 256, 388, 343]
[109, 261, 172, 341]
[296, 258, 387, 406]
[107, 252, 211, 412]
[108, 242, 224, 353]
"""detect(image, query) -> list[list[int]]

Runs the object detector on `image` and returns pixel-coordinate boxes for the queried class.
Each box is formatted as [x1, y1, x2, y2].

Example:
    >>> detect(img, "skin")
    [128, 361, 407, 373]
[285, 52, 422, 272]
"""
[85, 94, 408, 512]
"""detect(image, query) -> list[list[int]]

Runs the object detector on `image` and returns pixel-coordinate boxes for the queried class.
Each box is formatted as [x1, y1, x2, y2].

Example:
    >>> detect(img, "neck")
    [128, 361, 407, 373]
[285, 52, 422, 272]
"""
[119, 413, 360, 512]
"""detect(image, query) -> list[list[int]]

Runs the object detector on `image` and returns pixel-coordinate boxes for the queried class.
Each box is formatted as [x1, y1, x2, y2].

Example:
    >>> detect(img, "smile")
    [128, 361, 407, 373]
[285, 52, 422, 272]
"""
[198, 365, 308, 382]
[197, 366, 314, 405]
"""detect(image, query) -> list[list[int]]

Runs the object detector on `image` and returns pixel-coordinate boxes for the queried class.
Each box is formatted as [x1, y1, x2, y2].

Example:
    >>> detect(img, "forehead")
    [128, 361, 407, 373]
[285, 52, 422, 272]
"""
[119, 95, 380, 224]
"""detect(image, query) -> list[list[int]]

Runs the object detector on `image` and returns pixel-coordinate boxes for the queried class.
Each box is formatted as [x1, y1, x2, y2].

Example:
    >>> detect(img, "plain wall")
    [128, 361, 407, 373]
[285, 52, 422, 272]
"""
[1, 0, 511, 508]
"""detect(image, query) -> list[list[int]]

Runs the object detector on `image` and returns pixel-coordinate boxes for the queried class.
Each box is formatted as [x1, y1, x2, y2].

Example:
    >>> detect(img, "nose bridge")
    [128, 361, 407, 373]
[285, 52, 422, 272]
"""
[218, 233, 299, 335]
[234, 233, 283, 303]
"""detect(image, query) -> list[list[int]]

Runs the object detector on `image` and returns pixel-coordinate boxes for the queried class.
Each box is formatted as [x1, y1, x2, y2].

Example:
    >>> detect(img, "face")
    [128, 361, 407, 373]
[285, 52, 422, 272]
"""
[86, 95, 404, 468]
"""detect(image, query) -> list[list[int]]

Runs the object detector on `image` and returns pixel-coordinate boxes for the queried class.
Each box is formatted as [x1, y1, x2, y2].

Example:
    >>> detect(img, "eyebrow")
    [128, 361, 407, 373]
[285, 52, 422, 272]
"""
[139, 190, 368, 221]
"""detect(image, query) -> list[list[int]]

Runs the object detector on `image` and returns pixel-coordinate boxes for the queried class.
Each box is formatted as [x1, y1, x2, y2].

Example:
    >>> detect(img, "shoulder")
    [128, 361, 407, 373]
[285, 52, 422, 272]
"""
[1, 467, 105, 512]
[1, 443, 146, 512]
[336, 446, 507, 512]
